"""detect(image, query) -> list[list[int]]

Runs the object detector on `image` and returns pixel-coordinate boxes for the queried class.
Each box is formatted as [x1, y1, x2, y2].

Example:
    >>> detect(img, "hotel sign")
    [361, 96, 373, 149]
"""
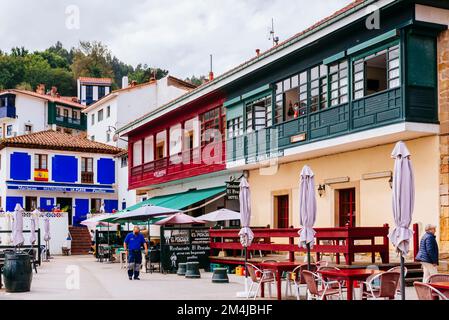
[226, 181, 240, 201]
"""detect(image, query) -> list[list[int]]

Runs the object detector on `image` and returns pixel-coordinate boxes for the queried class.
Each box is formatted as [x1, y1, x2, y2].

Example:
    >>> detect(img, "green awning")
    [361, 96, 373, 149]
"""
[122, 186, 226, 212]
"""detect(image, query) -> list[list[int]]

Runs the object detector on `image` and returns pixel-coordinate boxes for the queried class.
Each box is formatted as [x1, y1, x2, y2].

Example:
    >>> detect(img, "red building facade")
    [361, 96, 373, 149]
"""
[127, 91, 226, 190]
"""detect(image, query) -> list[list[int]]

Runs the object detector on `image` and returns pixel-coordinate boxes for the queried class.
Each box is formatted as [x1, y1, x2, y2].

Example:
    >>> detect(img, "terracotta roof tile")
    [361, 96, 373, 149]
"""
[2, 89, 85, 109]
[0, 130, 125, 155]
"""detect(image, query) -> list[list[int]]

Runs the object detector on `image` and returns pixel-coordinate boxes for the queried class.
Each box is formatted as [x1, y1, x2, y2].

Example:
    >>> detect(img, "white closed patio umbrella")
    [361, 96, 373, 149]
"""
[237, 177, 254, 298]
[44, 217, 52, 259]
[298, 165, 317, 270]
[29, 209, 40, 245]
[12, 204, 25, 248]
[389, 141, 415, 300]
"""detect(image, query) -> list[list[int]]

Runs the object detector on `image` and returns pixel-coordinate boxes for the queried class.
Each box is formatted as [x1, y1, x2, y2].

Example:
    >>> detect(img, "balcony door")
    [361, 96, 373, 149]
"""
[338, 188, 356, 227]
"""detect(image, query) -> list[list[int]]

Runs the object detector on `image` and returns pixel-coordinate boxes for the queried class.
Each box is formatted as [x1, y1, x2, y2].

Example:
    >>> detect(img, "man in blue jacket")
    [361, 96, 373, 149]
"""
[124, 226, 148, 280]
[416, 224, 439, 282]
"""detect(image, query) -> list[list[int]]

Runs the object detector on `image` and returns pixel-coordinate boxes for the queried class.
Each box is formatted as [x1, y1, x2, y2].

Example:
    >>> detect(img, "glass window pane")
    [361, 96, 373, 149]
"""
[311, 67, 319, 80]
[283, 79, 291, 91]
[389, 69, 400, 79]
[389, 78, 400, 88]
[291, 75, 299, 88]
[389, 59, 399, 69]
[299, 71, 307, 84]
[320, 64, 328, 76]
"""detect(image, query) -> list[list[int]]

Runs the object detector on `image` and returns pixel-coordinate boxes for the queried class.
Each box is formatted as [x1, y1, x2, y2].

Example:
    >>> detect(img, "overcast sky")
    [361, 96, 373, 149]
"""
[0, 0, 352, 78]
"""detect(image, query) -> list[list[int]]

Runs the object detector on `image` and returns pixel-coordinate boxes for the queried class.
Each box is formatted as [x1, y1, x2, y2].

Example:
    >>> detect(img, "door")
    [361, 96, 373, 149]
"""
[25, 197, 37, 211]
[57, 198, 73, 226]
[338, 188, 356, 227]
[276, 195, 289, 229]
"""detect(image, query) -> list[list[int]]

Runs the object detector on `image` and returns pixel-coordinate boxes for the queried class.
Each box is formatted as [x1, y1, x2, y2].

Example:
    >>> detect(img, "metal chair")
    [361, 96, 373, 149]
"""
[302, 270, 343, 300]
[427, 273, 449, 284]
[285, 264, 318, 300]
[316, 266, 346, 295]
[362, 271, 400, 300]
[23, 248, 38, 274]
[414, 282, 448, 300]
[387, 266, 407, 297]
[246, 263, 277, 300]
[145, 250, 161, 273]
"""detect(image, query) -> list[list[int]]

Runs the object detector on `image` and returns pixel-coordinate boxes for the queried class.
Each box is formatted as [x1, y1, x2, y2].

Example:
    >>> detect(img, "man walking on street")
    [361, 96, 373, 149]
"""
[416, 224, 439, 283]
[124, 226, 148, 280]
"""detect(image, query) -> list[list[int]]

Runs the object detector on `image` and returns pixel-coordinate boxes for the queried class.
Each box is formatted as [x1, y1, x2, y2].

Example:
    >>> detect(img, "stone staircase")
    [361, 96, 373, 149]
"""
[69, 226, 92, 255]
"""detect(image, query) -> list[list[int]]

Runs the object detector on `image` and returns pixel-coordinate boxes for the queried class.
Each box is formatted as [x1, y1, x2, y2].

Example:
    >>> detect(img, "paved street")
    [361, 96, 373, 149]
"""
[0, 256, 418, 300]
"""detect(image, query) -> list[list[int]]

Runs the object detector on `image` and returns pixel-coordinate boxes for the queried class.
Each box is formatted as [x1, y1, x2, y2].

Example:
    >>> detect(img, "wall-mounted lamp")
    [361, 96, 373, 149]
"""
[107, 126, 128, 143]
[318, 184, 326, 198]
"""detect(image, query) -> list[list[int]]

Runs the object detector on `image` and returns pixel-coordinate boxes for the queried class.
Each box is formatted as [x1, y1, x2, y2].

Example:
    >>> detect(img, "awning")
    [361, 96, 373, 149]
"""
[123, 186, 226, 212]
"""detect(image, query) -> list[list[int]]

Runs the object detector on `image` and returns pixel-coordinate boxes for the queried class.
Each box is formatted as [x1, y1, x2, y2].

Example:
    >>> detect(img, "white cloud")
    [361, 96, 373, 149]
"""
[0, 0, 352, 78]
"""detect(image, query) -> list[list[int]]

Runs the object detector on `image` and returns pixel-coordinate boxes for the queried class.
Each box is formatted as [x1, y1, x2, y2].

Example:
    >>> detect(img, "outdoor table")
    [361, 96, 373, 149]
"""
[259, 261, 302, 301]
[318, 269, 383, 300]
[429, 282, 449, 298]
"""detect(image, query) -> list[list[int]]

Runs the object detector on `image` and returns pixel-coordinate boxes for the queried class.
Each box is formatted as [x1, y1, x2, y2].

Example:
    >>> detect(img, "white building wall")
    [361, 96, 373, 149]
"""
[0, 95, 47, 138]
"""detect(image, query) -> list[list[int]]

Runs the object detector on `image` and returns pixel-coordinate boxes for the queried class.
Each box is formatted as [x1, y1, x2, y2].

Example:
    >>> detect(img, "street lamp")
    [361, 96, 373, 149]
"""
[317, 184, 326, 198]
[106, 126, 128, 143]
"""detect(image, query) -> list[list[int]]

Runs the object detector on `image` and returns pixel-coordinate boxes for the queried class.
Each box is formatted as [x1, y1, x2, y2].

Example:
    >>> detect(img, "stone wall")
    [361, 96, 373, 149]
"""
[438, 29, 449, 259]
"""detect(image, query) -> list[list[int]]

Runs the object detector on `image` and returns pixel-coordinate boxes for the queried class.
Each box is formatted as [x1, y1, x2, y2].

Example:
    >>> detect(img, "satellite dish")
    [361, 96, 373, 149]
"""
[113, 133, 119, 142]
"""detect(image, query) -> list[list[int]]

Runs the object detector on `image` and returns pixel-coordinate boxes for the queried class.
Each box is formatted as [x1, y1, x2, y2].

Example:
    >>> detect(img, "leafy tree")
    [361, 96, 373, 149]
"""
[0, 54, 25, 89]
[71, 41, 114, 80]
[185, 75, 207, 86]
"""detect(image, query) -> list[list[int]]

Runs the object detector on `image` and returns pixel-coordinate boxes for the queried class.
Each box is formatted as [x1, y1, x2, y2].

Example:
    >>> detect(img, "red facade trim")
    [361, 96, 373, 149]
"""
[128, 91, 226, 190]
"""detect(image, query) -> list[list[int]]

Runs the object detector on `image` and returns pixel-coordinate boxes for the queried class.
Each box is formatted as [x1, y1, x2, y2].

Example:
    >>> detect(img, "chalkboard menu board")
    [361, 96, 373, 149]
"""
[160, 227, 210, 273]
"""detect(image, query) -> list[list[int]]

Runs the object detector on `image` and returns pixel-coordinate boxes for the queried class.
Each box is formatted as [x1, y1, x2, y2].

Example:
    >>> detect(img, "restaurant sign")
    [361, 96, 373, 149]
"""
[160, 227, 210, 273]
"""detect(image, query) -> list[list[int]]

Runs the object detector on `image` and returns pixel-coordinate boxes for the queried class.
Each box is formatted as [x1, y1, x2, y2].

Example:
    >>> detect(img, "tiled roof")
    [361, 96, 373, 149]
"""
[1, 89, 85, 109]
[78, 77, 113, 85]
[0, 130, 125, 155]
[118, 0, 367, 135]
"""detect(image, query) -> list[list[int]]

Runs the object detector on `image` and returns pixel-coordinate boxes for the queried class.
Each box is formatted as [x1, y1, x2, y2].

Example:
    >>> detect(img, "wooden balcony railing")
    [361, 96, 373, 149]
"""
[81, 172, 94, 184]
[210, 225, 392, 266]
[130, 141, 226, 185]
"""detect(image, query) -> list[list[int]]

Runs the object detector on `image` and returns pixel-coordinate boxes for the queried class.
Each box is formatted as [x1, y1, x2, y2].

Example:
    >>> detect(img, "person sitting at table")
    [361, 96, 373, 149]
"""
[416, 224, 439, 283]
[124, 226, 148, 281]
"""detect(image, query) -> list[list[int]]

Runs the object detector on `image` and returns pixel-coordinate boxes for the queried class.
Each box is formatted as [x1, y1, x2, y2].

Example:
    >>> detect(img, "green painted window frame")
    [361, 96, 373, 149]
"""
[350, 40, 401, 101]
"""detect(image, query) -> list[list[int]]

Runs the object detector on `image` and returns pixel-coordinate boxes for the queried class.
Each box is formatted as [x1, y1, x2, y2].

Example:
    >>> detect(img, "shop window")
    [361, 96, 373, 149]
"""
[227, 117, 244, 138]
[245, 96, 272, 133]
[91, 198, 102, 213]
[353, 44, 400, 100]
[81, 157, 94, 184]
[133, 140, 142, 166]
[329, 60, 349, 106]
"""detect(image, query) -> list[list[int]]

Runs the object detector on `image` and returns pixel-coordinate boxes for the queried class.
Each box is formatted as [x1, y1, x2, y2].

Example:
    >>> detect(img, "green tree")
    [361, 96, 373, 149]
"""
[185, 75, 207, 86]
[71, 41, 114, 80]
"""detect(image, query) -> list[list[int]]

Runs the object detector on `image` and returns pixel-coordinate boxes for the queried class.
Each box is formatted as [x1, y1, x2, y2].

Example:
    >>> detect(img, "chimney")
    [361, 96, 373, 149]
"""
[256, 49, 261, 57]
[208, 54, 214, 81]
[122, 76, 129, 89]
[36, 84, 45, 95]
